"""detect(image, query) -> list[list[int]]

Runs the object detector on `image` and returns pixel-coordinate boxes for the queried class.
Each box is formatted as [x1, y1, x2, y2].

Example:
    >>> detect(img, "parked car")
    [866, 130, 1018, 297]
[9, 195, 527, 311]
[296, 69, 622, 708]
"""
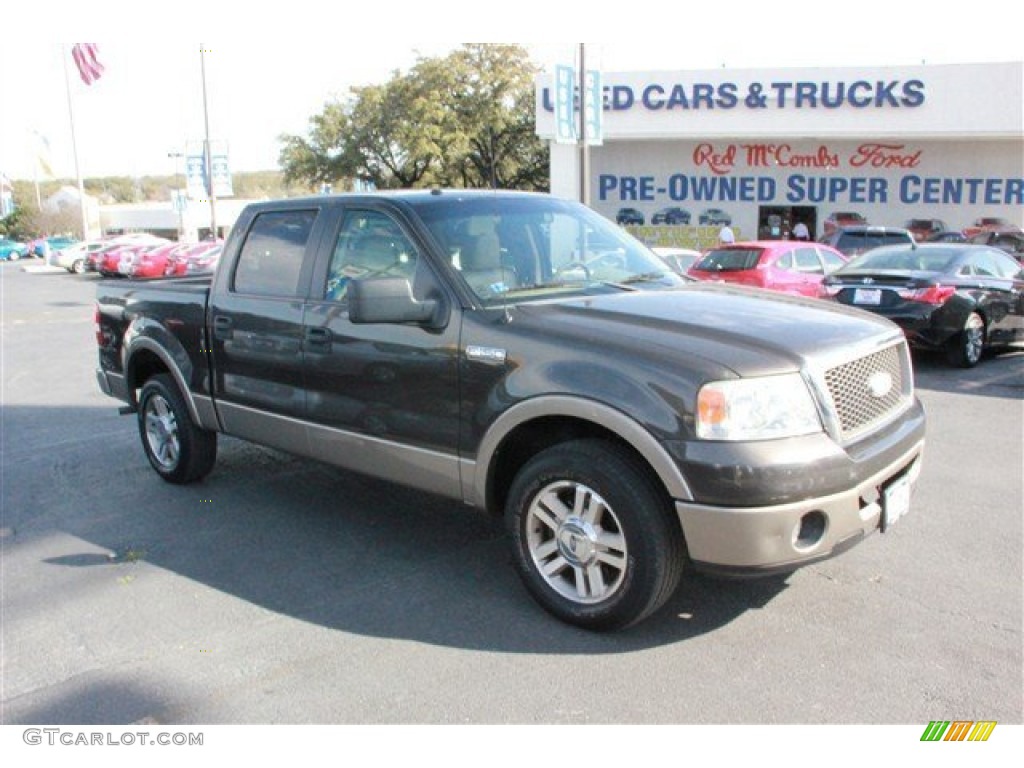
[0, 238, 29, 261]
[650, 246, 701, 274]
[166, 240, 224, 276]
[823, 244, 1024, 367]
[119, 242, 182, 278]
[687, 241, 848, 298]
[962, 217, 1016, 238]
[698, 208, 731, 226]
[823, 211, 868, 236]
[905, 219, 946, 242]
[183, 244, 222, 275]
[927, 231, 966, 244]
[86, 235, 168, 273]
[25, 235, 78, 258]
[967, 230, 1024, 261]
[820, 226, 915, 257]
[52, 240, 108, 273]
[615, 207, 644, 226]
[101, 243, 163, 276]
[651, 207, 691, 226]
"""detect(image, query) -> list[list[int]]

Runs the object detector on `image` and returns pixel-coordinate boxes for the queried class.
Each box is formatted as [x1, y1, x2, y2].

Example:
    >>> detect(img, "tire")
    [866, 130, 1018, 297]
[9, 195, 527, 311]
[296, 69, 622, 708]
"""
[946, 311, 985, 368]
[505, 439, 685, 631]
[71, 259, 85, 274]
[137, 374, 217, 483]
[10, 251, 20, 261]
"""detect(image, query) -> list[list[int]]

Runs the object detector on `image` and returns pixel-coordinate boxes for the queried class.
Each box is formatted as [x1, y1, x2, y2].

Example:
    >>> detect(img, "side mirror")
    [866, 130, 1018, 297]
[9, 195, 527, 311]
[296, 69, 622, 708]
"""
[348, 277, 446, 328]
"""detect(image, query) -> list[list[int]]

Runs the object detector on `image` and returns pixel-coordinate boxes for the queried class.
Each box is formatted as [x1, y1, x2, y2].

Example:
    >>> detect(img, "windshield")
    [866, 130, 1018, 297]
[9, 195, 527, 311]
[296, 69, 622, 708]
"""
[413, 194, 686, 304]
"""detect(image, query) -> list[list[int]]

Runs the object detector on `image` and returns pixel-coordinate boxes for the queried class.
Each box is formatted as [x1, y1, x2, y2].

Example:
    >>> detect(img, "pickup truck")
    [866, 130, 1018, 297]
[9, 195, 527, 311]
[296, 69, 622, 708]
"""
[96, 190, 926, 630]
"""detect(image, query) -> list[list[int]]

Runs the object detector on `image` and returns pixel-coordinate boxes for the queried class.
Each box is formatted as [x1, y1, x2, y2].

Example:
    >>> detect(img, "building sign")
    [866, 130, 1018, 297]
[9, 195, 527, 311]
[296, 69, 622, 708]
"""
[598, 143, 1024, 207]
[185, 141, 233, 199]
[542, 78, 926, 113]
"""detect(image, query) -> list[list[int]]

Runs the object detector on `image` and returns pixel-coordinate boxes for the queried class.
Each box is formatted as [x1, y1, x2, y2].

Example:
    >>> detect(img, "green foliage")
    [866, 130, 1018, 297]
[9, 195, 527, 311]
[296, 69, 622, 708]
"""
[278, 44, 549, 192]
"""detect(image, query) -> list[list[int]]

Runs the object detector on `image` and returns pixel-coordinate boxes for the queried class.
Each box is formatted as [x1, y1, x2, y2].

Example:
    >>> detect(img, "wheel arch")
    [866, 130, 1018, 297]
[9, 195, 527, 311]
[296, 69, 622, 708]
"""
[469, 396, 694, 517]
[125, 339, 202, 424]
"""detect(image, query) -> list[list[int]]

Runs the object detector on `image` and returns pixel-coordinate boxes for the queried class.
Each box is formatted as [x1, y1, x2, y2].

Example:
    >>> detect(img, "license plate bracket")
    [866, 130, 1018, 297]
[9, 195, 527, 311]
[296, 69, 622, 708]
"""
[854, 288, 882, 305]
[880, 474, 911, 532]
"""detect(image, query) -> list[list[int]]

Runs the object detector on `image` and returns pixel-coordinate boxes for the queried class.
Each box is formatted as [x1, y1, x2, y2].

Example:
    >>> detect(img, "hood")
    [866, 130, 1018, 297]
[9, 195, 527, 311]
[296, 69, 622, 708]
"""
[507, 283, 902, 378]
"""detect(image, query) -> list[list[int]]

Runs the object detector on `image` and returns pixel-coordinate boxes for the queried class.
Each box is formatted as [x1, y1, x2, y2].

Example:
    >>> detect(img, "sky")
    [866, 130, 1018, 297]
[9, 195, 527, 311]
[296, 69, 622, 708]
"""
[2, 1, 1021, 183]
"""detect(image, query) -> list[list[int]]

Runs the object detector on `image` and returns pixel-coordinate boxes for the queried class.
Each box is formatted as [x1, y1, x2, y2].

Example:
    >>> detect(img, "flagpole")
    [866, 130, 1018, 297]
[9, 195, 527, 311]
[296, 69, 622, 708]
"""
[62, 45, 90, 241]
[200, 45, 218, 240]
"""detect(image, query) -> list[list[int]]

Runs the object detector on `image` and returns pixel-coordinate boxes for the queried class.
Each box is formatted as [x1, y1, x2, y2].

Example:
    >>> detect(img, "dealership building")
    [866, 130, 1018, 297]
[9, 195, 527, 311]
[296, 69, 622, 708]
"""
[536, 61, 1023, 249]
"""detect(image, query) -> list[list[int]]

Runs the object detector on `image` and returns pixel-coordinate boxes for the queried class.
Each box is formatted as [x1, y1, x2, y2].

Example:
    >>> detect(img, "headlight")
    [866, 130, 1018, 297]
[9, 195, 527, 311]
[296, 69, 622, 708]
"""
[696, 373, 822, 441]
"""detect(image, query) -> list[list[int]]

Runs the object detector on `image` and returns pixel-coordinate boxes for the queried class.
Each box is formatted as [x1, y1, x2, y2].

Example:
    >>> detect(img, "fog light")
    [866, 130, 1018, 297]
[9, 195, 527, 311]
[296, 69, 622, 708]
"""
[793, 510, 827, 550]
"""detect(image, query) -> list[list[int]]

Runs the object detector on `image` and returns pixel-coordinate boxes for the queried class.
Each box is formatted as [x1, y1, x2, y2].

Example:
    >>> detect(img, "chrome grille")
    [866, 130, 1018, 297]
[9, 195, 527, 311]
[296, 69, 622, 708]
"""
[823, 343, 910, 441]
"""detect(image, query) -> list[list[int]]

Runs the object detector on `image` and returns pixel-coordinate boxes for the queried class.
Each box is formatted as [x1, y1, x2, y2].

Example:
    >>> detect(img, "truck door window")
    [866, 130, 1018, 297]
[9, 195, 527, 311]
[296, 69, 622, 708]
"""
[233, 210, 317, 297]
[325, 210, 419, 301]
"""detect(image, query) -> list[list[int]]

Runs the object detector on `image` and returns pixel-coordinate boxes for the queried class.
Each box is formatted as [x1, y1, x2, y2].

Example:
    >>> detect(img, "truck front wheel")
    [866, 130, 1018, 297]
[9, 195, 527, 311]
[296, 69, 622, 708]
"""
[505, 439, 685, 630]
[137, 374, 217, 484]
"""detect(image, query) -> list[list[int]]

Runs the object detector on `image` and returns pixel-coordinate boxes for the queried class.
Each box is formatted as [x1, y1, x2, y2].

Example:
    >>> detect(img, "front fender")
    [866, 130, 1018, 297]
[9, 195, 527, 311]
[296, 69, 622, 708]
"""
[465, 395, 694, 509]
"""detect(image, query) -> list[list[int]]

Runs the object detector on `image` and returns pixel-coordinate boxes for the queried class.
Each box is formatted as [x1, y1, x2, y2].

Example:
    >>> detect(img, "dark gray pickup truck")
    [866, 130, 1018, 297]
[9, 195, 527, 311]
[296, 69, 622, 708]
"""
[96, 190, 926, 629]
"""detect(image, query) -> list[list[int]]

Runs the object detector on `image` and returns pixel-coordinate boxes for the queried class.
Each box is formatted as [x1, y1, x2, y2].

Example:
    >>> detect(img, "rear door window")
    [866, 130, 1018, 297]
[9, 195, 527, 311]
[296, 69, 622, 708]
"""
[794, 247, 824, 274]
[233, 210, 317, 297]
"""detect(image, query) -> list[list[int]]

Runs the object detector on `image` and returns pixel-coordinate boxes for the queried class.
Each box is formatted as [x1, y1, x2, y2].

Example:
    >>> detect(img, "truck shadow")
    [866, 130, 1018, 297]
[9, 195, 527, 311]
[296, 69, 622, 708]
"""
[6, 406, 790, 655]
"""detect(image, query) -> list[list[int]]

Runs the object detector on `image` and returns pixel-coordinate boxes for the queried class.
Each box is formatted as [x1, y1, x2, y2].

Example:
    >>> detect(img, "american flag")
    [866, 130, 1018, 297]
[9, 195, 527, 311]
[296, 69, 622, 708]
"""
[71, 44, 105, 86]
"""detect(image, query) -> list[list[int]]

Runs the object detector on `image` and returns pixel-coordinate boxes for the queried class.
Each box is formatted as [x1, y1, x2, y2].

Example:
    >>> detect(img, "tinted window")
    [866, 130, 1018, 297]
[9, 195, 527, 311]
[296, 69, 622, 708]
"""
[845, 247, 958, 273]
[695, 248, 763, 271]
[836, 231, 912, 253]
[233, 210, 316, 297]
[325, 210, 419, 301]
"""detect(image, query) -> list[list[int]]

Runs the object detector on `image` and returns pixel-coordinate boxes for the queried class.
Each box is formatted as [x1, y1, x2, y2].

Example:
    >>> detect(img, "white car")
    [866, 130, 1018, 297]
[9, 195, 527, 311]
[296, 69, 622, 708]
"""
[651, 246, 702, 274]
[51, 240, 108, 273]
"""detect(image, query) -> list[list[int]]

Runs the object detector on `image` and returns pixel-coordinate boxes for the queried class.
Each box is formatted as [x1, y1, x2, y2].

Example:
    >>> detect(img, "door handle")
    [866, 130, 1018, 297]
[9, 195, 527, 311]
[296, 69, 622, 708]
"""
[304, 326, 332, 353]
[212, 315, 233, 340]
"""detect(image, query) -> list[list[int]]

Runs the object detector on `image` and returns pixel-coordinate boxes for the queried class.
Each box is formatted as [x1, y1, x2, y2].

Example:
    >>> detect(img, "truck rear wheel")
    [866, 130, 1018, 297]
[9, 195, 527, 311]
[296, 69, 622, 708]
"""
[138, 374, 217, 484]
[505, 439, 685, 630]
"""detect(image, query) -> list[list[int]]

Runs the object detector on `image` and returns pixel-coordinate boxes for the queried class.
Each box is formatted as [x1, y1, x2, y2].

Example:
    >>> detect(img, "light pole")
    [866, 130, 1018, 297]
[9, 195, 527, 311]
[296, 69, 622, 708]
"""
[168, 151, 185, 240]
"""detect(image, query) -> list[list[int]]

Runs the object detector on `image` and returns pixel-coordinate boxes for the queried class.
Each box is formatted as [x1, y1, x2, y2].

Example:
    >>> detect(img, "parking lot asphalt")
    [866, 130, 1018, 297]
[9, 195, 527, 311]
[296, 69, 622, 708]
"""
[1, 261, 1021, 727]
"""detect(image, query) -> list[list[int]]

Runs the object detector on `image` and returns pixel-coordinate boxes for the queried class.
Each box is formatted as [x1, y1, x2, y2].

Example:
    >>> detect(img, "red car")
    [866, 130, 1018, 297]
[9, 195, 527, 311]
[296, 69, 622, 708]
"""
[687, 240, 849, 298]
[86, 235, 168, 274]
[822, 211, 867, 236]
[99, 243, 154, 276]
[166, 241, 223, 276]
[961, 217, 1019, 238]
[128, 242, 191, 278]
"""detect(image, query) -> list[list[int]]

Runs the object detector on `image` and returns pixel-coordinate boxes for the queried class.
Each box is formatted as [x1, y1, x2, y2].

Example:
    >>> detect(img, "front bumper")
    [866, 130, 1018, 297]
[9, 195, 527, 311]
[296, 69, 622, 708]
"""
[675, 414, 925, 574]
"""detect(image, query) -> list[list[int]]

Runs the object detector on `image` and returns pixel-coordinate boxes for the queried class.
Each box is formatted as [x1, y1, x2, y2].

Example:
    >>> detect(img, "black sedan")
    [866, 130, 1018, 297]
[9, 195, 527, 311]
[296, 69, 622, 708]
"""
[823, 244, 1023, 367]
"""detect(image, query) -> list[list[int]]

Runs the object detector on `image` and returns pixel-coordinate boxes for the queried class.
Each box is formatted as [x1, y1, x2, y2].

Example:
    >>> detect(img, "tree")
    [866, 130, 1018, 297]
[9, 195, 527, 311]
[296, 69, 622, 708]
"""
[278, 44, 549, 192]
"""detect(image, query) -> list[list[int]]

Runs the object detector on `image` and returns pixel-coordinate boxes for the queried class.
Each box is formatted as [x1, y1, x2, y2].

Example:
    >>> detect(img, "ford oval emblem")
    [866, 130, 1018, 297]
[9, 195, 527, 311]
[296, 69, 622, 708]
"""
[867, 371, 893, 399]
